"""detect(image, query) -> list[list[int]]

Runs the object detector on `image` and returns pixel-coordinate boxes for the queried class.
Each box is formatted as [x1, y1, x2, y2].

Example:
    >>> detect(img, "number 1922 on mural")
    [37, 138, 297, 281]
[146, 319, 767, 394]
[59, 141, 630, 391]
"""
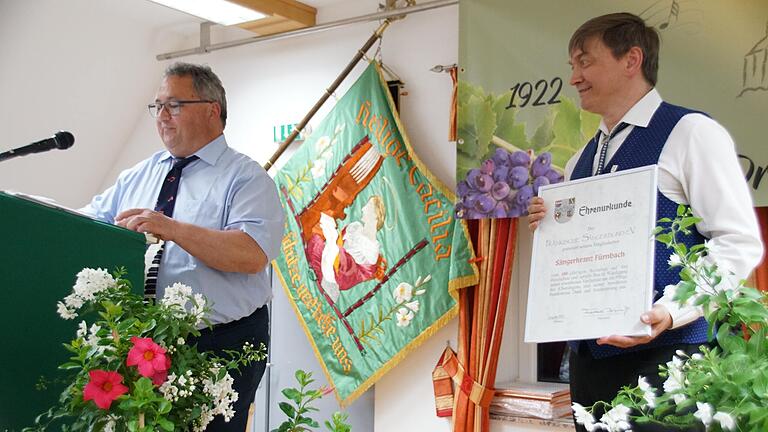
[505, 77, 563, 109]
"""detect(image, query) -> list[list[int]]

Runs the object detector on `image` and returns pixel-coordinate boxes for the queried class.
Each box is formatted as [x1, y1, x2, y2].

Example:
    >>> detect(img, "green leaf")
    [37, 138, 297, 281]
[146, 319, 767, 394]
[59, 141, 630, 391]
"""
[656, 233, 673, 246]
[156, 418, 174, 432]
[279, 402, 296, 418]
[530, 110, 555, 152]
[492, 92, 529, 151]
[282, 388, 303, 404]
[158, 399, 172, 414]
[546, 96, 590, 168]
[456, 152, 478, 186]
[457, 81, 496, 160]
[580, 108, 601, 143]
[58, 362, 81, 370]
[296, 416, 320, 428]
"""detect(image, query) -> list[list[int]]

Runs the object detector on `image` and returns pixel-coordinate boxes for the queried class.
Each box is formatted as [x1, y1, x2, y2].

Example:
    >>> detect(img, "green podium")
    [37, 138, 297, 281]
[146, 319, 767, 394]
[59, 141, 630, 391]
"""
[0, 192, 147, 431]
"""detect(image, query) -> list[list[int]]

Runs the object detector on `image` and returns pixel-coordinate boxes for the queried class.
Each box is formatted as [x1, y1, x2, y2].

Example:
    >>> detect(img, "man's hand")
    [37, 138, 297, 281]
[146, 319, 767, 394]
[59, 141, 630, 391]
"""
[596, 304, 673, 348]
[115, 208, 178, 241]
[116, 207, 267, 274]
[527, 197, 547, 231]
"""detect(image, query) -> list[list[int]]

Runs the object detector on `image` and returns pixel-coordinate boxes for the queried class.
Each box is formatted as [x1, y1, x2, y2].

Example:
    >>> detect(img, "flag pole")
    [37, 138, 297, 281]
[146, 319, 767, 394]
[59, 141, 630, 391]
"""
[264, 19, 392, 171]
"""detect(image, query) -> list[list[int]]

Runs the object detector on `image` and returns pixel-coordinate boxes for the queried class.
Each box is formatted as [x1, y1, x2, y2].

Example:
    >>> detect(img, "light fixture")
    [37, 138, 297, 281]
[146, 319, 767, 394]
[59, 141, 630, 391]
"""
[148, 0, 266, 26]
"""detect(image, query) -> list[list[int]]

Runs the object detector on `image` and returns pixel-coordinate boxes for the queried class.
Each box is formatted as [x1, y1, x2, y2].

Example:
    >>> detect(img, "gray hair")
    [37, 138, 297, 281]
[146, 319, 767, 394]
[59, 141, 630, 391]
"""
[164, 62, 227, 127]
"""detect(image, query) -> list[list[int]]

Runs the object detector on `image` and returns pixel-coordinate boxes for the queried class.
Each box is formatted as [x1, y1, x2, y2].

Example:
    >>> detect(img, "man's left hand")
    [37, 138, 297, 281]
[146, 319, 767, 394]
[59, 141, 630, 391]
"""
[596, 304, 673, 348]
[115, 208, 178, 241]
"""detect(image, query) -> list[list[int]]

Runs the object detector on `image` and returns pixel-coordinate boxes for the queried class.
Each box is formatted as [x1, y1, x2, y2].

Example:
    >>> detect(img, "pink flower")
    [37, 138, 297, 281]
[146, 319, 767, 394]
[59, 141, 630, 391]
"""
[150, 355, 172, 385]
[126, 336, 170, 382]
[82, 370, 129, 409]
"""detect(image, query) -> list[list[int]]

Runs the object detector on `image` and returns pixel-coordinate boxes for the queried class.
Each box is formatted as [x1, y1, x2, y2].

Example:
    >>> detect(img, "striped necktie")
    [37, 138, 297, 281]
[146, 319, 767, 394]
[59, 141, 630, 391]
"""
[594, 122, 630, 175]
[145, 155, 198, 299]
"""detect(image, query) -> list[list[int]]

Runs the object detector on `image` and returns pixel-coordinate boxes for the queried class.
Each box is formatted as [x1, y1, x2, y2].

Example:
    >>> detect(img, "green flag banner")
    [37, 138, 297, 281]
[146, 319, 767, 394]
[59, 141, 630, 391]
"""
[273, 62, 478, 406]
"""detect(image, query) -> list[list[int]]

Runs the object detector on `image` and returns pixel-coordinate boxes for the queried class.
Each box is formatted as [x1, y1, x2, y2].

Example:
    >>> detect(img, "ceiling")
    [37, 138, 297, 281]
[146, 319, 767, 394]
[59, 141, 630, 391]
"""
[132, 0, 377, 38]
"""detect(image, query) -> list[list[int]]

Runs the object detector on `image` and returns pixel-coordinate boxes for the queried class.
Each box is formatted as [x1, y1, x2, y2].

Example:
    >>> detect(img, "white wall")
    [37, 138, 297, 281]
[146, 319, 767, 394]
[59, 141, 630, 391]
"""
[0, 0, 192, 207]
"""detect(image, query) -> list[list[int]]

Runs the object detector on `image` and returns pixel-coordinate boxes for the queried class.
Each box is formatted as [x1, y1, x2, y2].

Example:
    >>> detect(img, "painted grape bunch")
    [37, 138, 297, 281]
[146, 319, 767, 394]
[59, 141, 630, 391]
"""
[455, 148, 563, 219]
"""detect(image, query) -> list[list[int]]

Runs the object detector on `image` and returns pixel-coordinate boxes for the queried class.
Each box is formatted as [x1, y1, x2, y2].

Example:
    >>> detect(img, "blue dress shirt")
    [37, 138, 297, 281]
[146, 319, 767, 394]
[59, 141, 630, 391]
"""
[82, 135, 285, 325]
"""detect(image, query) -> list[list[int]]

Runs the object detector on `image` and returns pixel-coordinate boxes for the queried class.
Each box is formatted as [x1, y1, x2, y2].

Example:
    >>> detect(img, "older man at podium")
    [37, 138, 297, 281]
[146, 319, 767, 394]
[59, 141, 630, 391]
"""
[81, 62, 284, 432]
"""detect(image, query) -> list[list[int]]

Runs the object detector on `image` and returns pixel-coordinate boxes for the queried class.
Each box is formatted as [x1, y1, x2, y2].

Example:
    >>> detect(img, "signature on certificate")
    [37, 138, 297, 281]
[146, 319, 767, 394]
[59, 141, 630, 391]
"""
[581, 306, 630, 320]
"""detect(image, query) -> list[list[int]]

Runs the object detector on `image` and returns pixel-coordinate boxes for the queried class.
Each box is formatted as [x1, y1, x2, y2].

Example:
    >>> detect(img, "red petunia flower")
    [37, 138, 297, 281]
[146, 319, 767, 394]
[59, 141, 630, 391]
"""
[82, 370, 129, 409]
[126, 336, 170, 381]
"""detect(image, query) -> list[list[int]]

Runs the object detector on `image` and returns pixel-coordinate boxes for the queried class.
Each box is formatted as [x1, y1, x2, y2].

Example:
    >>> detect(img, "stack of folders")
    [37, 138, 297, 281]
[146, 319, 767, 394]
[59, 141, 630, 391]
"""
[490, 381, 572, 420]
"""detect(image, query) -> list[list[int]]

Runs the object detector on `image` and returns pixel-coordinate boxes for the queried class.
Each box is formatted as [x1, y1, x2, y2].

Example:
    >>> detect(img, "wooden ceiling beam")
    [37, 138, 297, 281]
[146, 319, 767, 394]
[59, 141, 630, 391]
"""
[230, 0, 317, 33]
[237, 15, 307, 35]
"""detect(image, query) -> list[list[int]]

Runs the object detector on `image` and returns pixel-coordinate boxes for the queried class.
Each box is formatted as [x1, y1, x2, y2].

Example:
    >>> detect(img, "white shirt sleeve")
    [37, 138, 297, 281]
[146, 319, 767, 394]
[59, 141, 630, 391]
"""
[655, 113, 764, 328]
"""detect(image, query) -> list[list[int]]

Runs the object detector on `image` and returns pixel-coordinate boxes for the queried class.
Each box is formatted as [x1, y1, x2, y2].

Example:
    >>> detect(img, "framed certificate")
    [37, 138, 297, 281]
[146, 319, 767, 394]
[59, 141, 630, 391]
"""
[524, 165, 658, 343]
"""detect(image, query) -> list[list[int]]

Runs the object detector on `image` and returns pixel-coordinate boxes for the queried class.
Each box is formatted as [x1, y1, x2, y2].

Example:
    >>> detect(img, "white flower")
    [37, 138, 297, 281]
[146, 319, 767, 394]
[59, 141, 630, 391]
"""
[662, 284, 678, 298]
[693, 402, 714, 426]
[201, 366, 239, 424]
[315, 136, 331, 152]
[637, 376, 651, 391]
[643, 391, 656, 409]
[161, 283, 206, 326]
[76, 321, 88, 338]
[667, 355, 684, 369]
[668, 253, 683, 267]
[673, 394, 687, 405]
[177, 337, 185, 345]
[713, 411, 736, 430]
[393, 282, 414, 303]
[663, 370, 684, 393]
[691, 353, 703, 361]
[637, 376, 656, 408]
[81, 323, 104, 353]
[72, 268, 114, 301]
[405, 300, 420, 313]
[572, 402, 596, 427]
[64, 294, 84, 309]
[663, 356, 686, 393]
[162, 282, 193, 310]
[102, 416, 118, 432]
[311, 159, 327, 178]
[396, 307, 414, 327]
[57, 301, 77, 320]
[599, 404, 632, 431]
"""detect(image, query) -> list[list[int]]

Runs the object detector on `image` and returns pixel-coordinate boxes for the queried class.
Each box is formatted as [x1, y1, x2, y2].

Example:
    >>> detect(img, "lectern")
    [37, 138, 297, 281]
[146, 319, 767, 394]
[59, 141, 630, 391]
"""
[0, 192, 146, 431]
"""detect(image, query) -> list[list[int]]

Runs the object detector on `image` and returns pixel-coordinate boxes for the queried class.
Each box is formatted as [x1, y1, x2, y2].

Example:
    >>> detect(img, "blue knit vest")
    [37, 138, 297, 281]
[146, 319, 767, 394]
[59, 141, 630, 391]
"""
[569, 102, 710, 359]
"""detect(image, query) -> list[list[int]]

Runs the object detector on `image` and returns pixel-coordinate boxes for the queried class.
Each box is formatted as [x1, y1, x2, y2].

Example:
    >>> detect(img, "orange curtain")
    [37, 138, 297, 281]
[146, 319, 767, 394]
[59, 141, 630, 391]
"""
[752, 207, 768, 292]
[452, 217, 517, 432]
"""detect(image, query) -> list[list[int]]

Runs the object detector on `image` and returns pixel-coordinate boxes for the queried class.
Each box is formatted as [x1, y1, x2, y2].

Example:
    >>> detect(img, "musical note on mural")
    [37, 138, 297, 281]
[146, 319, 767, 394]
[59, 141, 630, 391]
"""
[639, 0, 704, 36]
[659, 0, 680, 29]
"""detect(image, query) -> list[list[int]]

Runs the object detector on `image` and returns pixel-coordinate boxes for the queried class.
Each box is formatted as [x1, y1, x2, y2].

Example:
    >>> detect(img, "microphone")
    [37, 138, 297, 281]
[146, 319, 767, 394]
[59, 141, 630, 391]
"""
[0, 131, 75, 162]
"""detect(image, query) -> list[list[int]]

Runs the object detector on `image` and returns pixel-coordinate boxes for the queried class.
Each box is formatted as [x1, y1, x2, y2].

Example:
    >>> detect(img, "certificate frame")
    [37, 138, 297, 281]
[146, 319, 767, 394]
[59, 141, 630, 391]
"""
[524, 165, 658, 343]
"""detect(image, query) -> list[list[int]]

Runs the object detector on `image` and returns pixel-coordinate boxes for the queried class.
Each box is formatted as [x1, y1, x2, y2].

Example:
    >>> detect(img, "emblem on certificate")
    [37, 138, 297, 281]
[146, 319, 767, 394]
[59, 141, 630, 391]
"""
[525, 166, 658, 343]
[553, 198, 575, 223]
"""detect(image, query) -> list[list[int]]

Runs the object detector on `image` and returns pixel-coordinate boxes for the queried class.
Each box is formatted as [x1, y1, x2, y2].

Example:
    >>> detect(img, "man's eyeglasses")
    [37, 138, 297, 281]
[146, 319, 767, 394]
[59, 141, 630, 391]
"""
[148, 100, 214, 117]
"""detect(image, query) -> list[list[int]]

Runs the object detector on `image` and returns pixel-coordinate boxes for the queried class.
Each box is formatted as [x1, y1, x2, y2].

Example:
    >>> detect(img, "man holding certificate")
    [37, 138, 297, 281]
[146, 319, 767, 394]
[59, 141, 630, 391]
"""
[527, 12, 763, 431]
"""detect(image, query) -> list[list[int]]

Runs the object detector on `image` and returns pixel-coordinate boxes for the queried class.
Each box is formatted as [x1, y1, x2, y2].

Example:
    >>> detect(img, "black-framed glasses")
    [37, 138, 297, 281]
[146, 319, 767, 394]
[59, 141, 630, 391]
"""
[147, 100, 214, 117]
